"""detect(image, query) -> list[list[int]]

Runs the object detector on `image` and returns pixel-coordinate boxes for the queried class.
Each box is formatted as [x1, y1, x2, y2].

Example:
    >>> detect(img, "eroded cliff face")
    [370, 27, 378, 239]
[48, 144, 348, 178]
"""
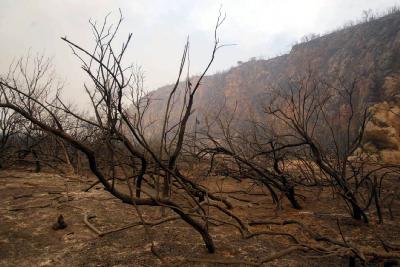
[145, 11, 400, 160]
[363, 98, 400, 162]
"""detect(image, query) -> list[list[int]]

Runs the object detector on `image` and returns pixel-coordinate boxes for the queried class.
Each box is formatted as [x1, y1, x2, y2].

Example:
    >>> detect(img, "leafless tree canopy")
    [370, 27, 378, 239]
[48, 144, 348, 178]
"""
[1, 10, 399, 266]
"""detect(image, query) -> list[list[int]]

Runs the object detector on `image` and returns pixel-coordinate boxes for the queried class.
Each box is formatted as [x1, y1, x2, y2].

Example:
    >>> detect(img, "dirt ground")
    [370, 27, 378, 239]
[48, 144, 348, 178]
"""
[0, 169, 399, 267]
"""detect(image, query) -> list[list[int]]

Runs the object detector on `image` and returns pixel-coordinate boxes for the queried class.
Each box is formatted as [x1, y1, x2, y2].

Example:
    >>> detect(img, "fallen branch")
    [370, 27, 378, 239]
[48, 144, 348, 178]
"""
[84, 177, 126, 192]
[8, 203, 51, 211]
[83, 212, 102, 236]
[47, 191, 64, 195]
[13, 193, 33, 199]
[183, 257, 259, 266]
[245, 230, 300, 243]
[181, 245, 308, 266]
[206, 202, 249, 233]
[259, 245, 309, 264]
[378, 237, 400, 251]
[213, 190, 267, 196]
[99, 216, 181, 237]
[229, 195, 260, 205]
[249, 219, 319, 239]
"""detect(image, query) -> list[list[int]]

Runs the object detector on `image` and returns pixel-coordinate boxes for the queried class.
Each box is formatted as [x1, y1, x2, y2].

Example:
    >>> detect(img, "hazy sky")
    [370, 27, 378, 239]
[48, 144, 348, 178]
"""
[0, 0, 399, 104]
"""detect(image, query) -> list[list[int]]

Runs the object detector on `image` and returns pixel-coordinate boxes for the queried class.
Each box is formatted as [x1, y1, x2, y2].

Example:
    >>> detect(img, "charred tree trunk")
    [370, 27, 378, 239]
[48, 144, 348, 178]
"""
[285, 185, 302, 210]
[32, 150, 41, 173]
[351, 202, 368, 223]
[374, 187, 383, 224]
[348, 256, 356, 267]
[135, 158, 147, 198]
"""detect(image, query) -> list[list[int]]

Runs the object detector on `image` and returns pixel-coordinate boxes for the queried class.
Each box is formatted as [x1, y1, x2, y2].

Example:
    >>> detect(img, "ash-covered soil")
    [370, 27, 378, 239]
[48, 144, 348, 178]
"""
[0, 169, 399, 266]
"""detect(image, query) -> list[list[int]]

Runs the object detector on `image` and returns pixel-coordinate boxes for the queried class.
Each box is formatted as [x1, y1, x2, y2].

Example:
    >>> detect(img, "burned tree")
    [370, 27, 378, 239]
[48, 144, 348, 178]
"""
[0, 55, 76, 173]
[0, 11, 238, 253]
[267, 69, 399, 223]
[195, 106, 305, 209]
[0, 107, 20, 168]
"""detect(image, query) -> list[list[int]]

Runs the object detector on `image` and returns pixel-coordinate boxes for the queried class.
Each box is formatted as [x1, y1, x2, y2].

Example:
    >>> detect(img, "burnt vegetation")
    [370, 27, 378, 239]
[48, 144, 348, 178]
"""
[1, 8, 400, 267]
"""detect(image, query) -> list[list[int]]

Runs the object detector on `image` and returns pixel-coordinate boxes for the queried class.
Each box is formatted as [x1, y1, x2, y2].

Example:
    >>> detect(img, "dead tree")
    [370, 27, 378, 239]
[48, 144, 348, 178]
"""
[0, 55, 74, 172]
[0, 107, 21, 168]
[267, 69, 398, 223]
[0, 11, 235, 253]
[194, 100, 305, 209]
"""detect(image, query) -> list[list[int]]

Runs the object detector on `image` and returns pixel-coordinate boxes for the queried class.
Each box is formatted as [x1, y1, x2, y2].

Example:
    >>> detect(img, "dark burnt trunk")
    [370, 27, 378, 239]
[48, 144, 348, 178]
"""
[32, 150, 40, 173]
[285, 185, 302, 210]
[351, 202, 368, 223]
[135, 158, 147, 198]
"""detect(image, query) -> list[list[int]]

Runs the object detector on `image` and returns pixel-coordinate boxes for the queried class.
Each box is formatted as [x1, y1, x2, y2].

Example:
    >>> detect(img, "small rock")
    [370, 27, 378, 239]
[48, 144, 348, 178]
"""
[52, 214, 67, 230]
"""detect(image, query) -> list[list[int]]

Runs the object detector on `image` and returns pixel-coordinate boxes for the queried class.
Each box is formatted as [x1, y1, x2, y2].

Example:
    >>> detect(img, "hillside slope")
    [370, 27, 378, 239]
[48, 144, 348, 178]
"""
[146, 11, 400, 161]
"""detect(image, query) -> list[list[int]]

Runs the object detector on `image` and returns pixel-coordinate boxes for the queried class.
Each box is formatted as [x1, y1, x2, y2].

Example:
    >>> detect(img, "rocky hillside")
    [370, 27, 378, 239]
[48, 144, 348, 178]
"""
[146, 10, 400, 161]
